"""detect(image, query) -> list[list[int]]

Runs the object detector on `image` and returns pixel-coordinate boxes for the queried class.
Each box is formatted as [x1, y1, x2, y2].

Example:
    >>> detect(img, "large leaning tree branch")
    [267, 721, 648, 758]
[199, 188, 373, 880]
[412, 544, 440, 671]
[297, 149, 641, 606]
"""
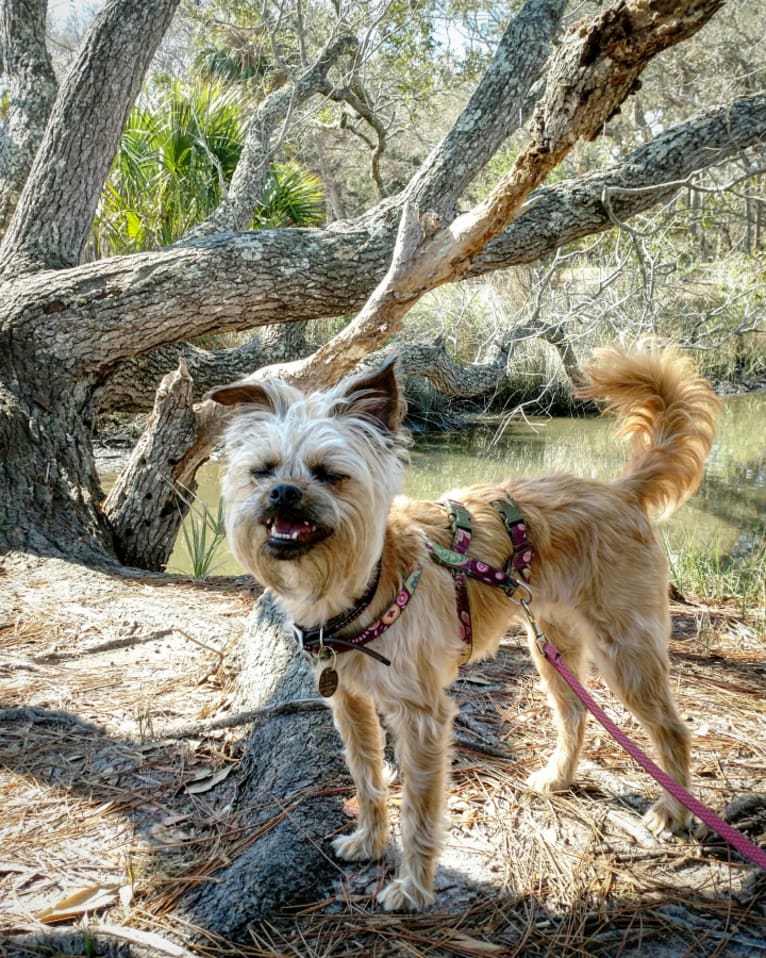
[0, 0, 57, 233]
[0, 0, 181, 277]
[9, 89, 762, 395]
[405, 0, 567, 219]
[7, 0, 744, 387]
[96, 90, 766, 413]
[0, 0, 566, 381]
[251, 0, 726, 389]
[477, 92, 766, 272]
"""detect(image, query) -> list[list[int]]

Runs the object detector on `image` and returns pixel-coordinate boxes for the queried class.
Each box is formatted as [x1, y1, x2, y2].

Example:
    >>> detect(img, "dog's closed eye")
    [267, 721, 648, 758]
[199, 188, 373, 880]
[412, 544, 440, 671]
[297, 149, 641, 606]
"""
[250, 463, 277, 480]
[310, 465, 347, 486]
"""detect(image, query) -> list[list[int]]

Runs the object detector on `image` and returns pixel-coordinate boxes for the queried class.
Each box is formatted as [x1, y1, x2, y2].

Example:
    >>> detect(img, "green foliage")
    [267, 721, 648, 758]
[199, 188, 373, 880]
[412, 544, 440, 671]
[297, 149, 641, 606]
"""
[94, 79, 324, 255]
[177, 496, 228, 582]
[193, 43, 270, 84]
[253, 162, 324, 229]
[665, 532, 766, 622]
[94, 79, 245, 253]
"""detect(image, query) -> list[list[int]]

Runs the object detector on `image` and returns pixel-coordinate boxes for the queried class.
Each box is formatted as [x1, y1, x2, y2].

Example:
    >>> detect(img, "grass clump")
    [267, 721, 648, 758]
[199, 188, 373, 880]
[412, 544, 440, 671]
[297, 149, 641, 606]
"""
[665, 531, 766, 626]
[177, 496, 228, 581]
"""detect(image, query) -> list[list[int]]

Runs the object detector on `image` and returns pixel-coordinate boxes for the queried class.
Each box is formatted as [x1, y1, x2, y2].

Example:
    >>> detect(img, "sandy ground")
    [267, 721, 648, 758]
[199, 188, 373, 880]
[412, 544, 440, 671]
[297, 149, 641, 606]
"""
[1, 552, 765, 957]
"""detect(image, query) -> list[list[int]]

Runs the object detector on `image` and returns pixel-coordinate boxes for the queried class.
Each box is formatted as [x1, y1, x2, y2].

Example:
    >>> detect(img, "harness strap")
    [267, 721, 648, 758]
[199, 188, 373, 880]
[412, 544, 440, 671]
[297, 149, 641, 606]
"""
[492, 498, 533, 582]
[427, 496, 533, 664]
[443, 500, 473, 658]
[293, 566, 423, 667]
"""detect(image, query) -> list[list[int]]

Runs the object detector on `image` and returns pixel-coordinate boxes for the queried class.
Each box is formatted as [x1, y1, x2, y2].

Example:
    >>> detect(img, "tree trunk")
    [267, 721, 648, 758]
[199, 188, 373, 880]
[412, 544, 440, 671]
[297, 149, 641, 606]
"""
[177, 593, 350, 936]
[0, 354, 113, 564]
[0, 0, 57, 233]
[103, 362, 221, 570]
[0, 0, 181, 276]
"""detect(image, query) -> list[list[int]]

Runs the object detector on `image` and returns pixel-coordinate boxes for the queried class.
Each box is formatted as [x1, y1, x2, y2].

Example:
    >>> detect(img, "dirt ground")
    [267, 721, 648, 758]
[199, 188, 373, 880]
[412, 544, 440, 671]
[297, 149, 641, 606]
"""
[1, 551, 765, 957]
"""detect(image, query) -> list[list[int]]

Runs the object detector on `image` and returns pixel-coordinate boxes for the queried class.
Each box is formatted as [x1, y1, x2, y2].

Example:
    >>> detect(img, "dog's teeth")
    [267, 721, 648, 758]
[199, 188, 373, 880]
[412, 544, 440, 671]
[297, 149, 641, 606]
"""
[269, 522, 318, 542]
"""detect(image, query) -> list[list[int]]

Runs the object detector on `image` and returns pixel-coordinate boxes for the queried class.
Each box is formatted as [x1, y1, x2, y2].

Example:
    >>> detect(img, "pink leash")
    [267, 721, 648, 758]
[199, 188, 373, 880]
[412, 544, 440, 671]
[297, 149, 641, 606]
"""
[538, 633, 766, 871]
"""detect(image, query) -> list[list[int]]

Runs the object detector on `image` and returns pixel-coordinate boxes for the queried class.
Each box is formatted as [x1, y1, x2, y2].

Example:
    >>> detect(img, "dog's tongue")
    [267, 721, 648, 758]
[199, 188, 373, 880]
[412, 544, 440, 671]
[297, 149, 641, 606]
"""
[271, 517, 318, 542]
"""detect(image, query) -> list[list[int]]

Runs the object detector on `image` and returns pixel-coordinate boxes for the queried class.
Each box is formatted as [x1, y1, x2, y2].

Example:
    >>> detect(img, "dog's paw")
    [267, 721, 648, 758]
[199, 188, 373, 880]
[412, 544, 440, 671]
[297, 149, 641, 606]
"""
[526, 766, 571, 794]
[332, 828, 387, 862]
[376, 877, 434, 912]
[644, 798, 692, 836]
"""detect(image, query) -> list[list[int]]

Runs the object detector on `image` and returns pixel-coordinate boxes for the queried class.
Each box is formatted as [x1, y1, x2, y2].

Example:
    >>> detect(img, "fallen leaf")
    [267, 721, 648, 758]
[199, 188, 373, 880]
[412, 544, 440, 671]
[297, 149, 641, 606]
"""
[443, 930, 505, 953]
[119, 884, 133, 909]
[149, 823, 193, 844]
[185, 764, 235, 794]
[36, 884, 123, 923]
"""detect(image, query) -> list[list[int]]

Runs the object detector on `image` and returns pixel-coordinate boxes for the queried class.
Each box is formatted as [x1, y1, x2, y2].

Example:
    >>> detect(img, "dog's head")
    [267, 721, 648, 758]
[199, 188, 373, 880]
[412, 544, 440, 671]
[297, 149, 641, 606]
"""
[208, 359, 408, 605]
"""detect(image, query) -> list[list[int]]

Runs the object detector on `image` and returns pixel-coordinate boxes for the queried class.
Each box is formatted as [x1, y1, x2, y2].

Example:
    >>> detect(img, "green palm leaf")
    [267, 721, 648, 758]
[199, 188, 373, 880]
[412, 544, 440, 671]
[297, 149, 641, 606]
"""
[94, 80, 324, 256]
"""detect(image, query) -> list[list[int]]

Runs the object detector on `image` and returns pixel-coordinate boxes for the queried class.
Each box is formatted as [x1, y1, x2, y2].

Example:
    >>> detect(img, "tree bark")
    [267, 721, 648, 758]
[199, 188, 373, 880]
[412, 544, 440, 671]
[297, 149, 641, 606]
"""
[174, 593, 347, 937]
[0, 363, 115, 565]
[102, 361, 222, 569]
[0, 0, 57, 233]
[97, 338, 276, 414]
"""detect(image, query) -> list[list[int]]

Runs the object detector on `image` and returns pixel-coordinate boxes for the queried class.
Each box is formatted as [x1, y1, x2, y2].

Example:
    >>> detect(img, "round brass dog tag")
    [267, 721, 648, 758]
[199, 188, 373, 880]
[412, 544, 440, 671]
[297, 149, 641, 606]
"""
[318, 667, 338, 697]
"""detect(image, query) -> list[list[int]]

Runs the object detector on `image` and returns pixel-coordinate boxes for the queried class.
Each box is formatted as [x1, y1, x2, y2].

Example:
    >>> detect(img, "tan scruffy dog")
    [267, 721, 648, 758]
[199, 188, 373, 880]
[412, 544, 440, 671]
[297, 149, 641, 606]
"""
[209, 343, 719, 912]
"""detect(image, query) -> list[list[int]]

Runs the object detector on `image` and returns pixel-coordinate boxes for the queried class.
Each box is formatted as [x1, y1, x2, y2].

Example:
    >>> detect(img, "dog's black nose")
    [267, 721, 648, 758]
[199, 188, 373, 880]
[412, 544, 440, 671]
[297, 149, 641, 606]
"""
[269, 483, 302, 507]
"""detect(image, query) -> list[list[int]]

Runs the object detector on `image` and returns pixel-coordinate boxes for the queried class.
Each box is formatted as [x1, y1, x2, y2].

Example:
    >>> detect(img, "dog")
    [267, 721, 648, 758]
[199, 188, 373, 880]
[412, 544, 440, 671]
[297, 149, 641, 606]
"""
[209, 343, 720, 911]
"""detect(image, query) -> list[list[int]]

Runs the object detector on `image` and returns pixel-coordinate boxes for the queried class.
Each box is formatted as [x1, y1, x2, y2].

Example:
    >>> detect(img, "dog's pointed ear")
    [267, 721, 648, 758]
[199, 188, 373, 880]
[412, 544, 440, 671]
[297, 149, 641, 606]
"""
[341, 357, 404, 432]
[204, 381, 274, 410]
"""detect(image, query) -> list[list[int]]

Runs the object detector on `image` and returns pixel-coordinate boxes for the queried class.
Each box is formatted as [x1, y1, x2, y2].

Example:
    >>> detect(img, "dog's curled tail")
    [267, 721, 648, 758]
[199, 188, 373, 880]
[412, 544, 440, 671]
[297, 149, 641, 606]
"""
[577, 344, 721, 519]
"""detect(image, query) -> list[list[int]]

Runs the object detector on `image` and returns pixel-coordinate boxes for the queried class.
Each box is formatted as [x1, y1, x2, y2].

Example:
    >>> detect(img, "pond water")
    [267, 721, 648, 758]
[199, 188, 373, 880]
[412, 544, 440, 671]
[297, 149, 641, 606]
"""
[167, 391, 766, 577]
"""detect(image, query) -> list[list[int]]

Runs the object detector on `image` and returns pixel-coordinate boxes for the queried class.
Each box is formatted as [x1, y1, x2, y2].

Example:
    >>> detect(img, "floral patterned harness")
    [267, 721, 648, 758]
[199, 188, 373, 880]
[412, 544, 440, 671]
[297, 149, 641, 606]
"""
[425, 498, 533, 663]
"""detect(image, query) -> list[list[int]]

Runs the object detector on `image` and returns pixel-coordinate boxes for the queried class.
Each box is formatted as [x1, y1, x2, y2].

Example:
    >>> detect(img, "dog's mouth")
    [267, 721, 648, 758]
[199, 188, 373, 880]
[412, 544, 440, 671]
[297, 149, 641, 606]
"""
[264, 515, 331, 558]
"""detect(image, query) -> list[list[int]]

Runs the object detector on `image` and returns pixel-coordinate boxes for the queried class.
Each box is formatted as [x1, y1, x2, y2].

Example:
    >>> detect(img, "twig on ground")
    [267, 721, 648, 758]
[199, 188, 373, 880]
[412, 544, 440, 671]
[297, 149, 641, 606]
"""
[157, 697, 328, 740]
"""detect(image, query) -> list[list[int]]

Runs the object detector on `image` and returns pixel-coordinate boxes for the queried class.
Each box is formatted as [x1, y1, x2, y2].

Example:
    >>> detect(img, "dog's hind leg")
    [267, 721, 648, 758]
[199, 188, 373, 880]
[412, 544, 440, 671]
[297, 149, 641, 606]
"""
[377, 691, 457, 912]
[526, 618, 588, 795]
[331, 688, 391, 862]
[590, 624, 692, 834]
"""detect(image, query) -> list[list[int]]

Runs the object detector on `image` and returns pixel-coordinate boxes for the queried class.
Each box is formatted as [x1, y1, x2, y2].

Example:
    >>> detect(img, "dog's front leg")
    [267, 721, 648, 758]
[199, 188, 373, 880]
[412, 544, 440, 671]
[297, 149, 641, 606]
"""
[377, 692, 457, 912]
[330, 687, 390, 862]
